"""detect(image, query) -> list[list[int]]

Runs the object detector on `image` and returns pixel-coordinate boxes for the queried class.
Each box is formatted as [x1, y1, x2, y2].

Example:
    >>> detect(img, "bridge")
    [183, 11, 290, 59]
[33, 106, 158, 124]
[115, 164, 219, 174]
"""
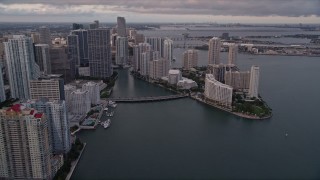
[106, 94, 188, 103]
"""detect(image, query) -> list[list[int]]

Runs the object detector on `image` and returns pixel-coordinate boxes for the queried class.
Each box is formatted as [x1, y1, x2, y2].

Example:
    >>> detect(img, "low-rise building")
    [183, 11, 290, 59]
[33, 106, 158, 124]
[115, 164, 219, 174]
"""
[177, 78, 198, 89]
[168, 69, 182, 85]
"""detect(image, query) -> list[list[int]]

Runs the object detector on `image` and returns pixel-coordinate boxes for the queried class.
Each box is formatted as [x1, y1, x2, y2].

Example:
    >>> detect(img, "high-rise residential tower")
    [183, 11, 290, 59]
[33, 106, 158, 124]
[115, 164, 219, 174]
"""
[39, 26, 51, 45]
[34, 44, 51, 74]
[67, 34, 80, 77]
[117, 17, 127, 37]
[208, 37, 221, 65]
[228, 43, 238, 65]
[163, 38, 173, 72]
[88, 28, 113, 78]
[71, 90, 91, 115]
[249, 65, 260, 98]
[183, 49, 198, 70]
[0, 104, 52, 179]
[4, 35, 40, 99]
[0, 63, 5, 102]
[115, 36, 128, 65]
[71, 29, 88, 67]
[82, 81, 100, 105]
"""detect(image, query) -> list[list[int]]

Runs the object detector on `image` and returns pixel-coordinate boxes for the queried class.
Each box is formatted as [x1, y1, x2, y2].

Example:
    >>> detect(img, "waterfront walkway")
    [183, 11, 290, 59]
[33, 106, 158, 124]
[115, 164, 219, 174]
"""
[106, 94, 188, 103]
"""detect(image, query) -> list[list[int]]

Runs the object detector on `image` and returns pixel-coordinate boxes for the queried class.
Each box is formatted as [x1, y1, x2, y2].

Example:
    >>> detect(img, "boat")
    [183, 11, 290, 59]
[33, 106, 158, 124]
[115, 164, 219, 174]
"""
[104, 107, 108, 111]
[110, 103, 117, 108]
[103, 119, 111, 129]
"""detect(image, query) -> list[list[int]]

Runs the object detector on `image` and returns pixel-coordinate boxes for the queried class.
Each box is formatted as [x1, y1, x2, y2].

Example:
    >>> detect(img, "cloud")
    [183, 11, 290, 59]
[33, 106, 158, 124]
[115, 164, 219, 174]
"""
[0, 0, 319, 17]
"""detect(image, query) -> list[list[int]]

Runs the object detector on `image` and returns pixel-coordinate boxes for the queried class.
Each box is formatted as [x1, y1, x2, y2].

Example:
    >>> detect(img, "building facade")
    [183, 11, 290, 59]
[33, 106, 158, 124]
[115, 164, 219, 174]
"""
[163, 38, 173, 72]
[204, 74, 233, 108]
[224, 70, 250, 90]
[64, 85, 76, 112]
[34, 44, 51, 74]
[39, 26, 51, 45]
[82, 81, 100, 105]
[0, 104, 52, 179]
[249, 65, 260, 98]
[88, 28, 113, 78]
[0, 63, 5, 102]
[30, 75, 65, 101]
[208, 37, 221, 65]
[168, 69, 182, 85]
[149, 59, 167, 80]
[117, 17, 127, 37]
[115, 36, 128, 65]
[4, 35, 40, 99]
[228, 43, 238, 65]
[183, 49, 198, 70]
[70, 90, 90, 115]
[70, 29, 88, 67]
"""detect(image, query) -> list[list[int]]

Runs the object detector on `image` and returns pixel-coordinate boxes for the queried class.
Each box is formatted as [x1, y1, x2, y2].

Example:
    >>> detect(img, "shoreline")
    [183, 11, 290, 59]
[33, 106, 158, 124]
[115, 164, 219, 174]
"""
[66, 143, 87, 180]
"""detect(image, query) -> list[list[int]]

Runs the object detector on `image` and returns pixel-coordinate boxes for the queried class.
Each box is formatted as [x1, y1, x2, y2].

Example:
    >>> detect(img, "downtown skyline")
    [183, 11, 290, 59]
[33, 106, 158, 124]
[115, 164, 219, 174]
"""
[0, 0, 319, 24]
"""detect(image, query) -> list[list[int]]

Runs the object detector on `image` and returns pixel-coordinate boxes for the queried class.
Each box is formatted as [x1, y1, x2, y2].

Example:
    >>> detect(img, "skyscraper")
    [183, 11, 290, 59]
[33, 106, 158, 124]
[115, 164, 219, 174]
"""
[117, 17, 127, 37]
[88, 28, 113, 78]
[82, 81, 100, 105]
[163, 38, 173, 72]
[64, 84, 76, 111]
[27, 99, 71, 154]
[183, 49, 198, 70]
[4, 35, 40, 99]
[39, 26, 51, 45]
[249, 65, 260, 98]
[149, 59, 168, 79]
[0, 63, 5, 102]
[228, 43, 238, 65]
[50, 45, 73, 83]
[115, 36, 128, 65]
[71, 29, 88, 67]
[0, 104, 52, 179]
[133, 43, 151, 71]
[145, 37, 163, 56]
[71, 90, 91, 115]
[67, 34, 80, 77]
[72, 23, 83, 30]
[34, 44, 51, 74]
[208, 37, 221, 65]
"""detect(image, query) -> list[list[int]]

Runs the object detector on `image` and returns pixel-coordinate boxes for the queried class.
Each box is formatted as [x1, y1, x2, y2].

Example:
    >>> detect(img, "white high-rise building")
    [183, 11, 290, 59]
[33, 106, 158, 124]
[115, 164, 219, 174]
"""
[204, 74, 233, 108]
[224, 70, 250, 90]
[163, 38, 173, 71]
[168, 69, 182, 85]
[149, 59, 168, 79]
[208, 37, 221, 65]
[64, 84, 76, 111]
[71, 90, 90, 115]
[115, 36, 128, 65]
[249, 65, 260, 98]
[183, 49, 198, 70]
[0, 63, 5, 102]
[26, 99, 71, 154]
[228, 43, 238, 65]
[39, 26, 51, 45]
[133, 43, 151, 71]
[34, 44, 51, 74]
[117, 17, 127, 37]
[145, 37, 163, 55]
[82, 81, 100, 105]
[4, 35, 40, 99]
[0, 104, 52, 179]
[140, 52, 151, 76]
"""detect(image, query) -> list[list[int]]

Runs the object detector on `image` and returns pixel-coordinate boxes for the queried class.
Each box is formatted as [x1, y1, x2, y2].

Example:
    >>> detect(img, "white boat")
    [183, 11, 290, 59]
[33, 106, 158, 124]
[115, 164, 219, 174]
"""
[103, 119, 111, 129]
[111, 103, 117, 108]
[104, 107, 108, 111]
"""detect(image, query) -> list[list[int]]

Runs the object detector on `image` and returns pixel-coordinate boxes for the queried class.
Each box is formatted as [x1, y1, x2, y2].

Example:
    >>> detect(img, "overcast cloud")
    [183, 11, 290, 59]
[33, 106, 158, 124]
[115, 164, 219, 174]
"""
[0, 0, 319, 23]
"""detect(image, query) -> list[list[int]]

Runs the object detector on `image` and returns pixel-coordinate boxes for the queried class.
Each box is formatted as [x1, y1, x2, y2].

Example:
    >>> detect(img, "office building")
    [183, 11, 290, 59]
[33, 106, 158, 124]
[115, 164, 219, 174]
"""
[34, 44, 51, 74]
[71, 29, 88, 67]
[71, 90, 91, 115]
[183, 49, 198, 70]
[64, 84, 76, 111]
[204, 74, 233, 108]
[39, 26, 51, 45]
[163, 38, 173, 71]
[149, 59, 168, 79]
[82, 81, 100, 105]
[26, 99, 71, 154]
[50, 45, 73, 83]
[133, 33, 145, 44]
[145, 37, 163, 56]
[4, 35, 40, 99]
[115, 36, 128, 65]
[249, 65, 260, 98]
[208, 37, 221, 65]
[31, 33, 40, 44]
[88, 28, 113, 78]
[117, 17, 127, 37]
[30, 74, 65, 101]
[225, 70, 250, 90]
[72, 23, 83, 30]
[0, 104, 52, 179]
[67, 34, 80, 77]
[168, 69, 182, 85]
[228, 43, 238, 65]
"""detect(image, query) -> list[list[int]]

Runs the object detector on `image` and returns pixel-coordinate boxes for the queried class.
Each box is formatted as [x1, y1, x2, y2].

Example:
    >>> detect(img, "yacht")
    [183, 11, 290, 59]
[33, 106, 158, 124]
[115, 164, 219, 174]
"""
[104, 107, 108, 111]
[103, 119, 111, 129]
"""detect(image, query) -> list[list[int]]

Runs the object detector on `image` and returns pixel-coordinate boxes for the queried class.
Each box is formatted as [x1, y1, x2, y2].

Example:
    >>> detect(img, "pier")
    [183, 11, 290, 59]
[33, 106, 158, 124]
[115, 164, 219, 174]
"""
[106, 94, 188, 103]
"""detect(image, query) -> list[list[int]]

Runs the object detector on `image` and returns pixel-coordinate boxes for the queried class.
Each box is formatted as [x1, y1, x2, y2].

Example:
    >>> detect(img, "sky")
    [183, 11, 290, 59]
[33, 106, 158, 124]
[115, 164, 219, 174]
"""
[0, 0, 319, 24]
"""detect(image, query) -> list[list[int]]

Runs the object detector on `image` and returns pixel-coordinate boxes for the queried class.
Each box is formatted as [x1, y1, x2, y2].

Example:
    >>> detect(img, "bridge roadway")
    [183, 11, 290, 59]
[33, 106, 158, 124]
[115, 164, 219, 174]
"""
[106, 94, 188, 103]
